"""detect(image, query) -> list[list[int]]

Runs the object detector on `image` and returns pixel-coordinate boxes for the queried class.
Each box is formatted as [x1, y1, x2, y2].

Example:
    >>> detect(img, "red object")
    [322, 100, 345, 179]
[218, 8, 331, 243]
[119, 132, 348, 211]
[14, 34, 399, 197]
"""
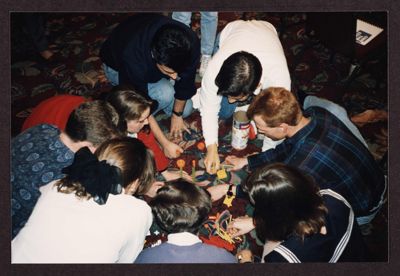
[138, 130, 169, 172]
[21, 95, 86, 132]
[21, 94, 169, 172]
[200, 235, 235, 252]
[248, 123, 256, 140]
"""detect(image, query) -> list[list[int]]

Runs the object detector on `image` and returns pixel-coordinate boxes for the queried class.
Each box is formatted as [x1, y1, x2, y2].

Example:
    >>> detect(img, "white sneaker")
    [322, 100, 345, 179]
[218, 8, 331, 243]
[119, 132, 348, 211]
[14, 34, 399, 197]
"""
[199, 55, 211, 78]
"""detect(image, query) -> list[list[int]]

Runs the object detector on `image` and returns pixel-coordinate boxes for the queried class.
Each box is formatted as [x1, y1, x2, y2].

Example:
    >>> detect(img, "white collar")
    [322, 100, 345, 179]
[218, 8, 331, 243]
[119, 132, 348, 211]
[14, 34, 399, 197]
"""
[127, 132, 137, 138]
[167, 232, 202, 246]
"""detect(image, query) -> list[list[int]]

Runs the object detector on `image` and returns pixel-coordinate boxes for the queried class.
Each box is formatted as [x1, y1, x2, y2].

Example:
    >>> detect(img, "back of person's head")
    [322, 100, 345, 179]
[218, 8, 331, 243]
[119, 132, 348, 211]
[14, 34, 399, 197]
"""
[215, 51, 262, 97]
[103, 86, 154, 133]
[151, 23, 193, 73]
[150, 179, 212, 234]
[247, 87, 302, 127]
[56, 137, 156, 204]
[243, 163, 327, 242]
[65, 100, 122, 147]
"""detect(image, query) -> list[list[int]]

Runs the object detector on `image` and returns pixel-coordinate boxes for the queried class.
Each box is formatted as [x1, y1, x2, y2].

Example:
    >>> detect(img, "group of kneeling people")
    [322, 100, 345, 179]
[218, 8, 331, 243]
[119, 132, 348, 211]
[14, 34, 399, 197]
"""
[11, 86, 382, 263]
[11, 12, 386, 263]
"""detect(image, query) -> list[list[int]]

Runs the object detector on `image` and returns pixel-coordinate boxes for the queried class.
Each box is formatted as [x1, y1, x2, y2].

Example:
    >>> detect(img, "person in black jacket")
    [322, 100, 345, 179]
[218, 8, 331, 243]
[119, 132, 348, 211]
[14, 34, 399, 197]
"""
[100, 13, 200, 141]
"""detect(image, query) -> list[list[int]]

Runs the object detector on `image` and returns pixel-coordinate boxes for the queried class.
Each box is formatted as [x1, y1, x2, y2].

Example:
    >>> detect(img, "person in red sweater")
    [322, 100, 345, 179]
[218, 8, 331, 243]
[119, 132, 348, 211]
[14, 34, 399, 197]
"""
[22, 90, 185, 183]
[21, 95, 87, 132]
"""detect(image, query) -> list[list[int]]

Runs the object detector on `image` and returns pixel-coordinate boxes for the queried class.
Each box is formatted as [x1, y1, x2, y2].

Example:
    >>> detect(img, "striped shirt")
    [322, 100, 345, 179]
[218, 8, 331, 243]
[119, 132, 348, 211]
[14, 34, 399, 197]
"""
[248, 107, 385, 218]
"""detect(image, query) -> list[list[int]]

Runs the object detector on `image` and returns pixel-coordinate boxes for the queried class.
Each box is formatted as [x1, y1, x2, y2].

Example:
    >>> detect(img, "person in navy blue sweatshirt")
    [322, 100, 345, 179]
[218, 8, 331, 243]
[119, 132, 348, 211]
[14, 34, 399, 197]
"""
[100, 13, 200, 140]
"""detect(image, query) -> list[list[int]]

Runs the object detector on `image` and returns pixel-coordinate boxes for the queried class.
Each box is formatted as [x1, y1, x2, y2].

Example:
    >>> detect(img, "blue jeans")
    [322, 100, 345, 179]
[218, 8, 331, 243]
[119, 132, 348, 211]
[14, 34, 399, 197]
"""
[172, 12, 218, 56]
[303, 96, 369, 149]
[218, 96, 237, 119]
[102, 63, 193, 118]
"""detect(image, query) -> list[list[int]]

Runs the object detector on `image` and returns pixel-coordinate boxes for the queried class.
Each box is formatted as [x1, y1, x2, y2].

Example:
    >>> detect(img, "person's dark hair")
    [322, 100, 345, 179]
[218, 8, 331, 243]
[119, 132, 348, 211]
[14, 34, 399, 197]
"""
[64, 100, 122, 147]
[56, 137, 156, 198]
[150, 23, 193, 73]
[150, 179, 212, 234]
[215, 51, 262, 97]
[242, 163, 327, 242]
[103, 86, 154, 134]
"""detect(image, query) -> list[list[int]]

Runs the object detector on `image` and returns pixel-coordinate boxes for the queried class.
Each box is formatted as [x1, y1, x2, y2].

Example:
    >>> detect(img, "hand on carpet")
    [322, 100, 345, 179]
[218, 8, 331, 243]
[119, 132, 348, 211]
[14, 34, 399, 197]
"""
[236, 249, 254, 263]
[161, 169, 191, 182]
[225, 155, 248, 171]
[162, 140, 183, 158]
[205, 143, 220, 174]
[170, 115, 190, 140]
[206, 183, 229, 201]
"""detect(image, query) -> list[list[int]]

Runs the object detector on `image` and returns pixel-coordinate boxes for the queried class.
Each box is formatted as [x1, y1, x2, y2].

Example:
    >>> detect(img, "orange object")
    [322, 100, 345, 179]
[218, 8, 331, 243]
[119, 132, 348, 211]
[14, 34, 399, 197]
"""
[176, 159, 185, 169]
[192, 159, 196, 167]
[197, 141, 205, 151]
[200, 235, 235, 252]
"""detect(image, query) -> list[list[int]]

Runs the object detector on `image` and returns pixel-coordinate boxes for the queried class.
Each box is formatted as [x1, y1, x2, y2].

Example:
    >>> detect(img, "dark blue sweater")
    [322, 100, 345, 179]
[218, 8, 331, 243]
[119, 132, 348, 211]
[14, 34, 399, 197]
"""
[100, 13, 200, 101]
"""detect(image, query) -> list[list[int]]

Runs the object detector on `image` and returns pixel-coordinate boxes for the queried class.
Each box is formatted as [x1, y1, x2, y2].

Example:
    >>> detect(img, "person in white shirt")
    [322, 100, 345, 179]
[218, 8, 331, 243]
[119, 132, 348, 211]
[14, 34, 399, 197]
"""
[194, 20, 291, 174]
[12, 137, 156, 263]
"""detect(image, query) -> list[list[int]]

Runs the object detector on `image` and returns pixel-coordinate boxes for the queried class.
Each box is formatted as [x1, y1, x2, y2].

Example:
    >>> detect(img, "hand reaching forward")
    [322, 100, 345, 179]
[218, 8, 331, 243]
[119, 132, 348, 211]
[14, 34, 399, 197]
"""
[204, 143, 220, 174]
[162, 140, 184, 159]
[225, 155, 248, 171]
[170, 114, 190, 140]
[227, 216, 255, 238]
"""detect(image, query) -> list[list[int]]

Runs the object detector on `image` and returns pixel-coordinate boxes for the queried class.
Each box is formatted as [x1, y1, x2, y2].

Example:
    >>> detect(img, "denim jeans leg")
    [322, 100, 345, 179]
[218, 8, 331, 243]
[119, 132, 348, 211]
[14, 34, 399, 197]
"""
[148, 78, 175, 116]
[102, 63, 120, 86]
[171, 12, 192, 27]
[199, 12, 218, 56]
[218, 96, 237, 119]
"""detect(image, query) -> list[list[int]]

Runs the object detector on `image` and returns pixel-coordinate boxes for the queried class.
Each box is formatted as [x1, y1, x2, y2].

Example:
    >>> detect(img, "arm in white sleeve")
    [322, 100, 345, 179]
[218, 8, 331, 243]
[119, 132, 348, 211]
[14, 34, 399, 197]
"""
[199, 61, 223, 147]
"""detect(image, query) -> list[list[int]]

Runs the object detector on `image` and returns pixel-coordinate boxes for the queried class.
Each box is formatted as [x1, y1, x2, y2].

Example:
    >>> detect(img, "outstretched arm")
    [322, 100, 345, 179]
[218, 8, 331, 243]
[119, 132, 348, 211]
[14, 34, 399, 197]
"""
[148, 115, 183, 158]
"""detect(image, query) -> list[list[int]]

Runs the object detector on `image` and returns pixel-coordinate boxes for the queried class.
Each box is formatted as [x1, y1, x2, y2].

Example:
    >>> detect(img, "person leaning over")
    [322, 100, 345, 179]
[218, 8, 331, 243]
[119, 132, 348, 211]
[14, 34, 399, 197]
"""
[135, 179, 237, 263]
[11, 100, 122, 238]
[227, 163, 366, 262]
[100, 13, 200, 141]
[12, 137, 155, 263]
[194, 19, 291, 174]
[224, 87, 386, 226]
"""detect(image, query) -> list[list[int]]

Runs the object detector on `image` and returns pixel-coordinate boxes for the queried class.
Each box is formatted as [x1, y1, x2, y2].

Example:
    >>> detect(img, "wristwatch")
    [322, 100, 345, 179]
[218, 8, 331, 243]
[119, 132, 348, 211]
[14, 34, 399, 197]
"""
[172, 110, 183, 117]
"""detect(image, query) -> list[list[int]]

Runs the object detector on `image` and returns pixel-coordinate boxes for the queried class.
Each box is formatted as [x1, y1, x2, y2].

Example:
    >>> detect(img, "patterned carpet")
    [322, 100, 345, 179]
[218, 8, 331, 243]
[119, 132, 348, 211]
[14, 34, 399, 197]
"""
[11, 12, 388, 262]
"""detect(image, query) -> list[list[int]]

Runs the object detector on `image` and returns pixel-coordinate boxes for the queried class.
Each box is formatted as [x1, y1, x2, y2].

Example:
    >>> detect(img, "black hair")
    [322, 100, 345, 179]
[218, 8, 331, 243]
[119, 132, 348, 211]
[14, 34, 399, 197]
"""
[150, 179, 212, 234]
[215, 51, 262, 97]
[150, 23, 193, 73]
[242, 163, 327, 242]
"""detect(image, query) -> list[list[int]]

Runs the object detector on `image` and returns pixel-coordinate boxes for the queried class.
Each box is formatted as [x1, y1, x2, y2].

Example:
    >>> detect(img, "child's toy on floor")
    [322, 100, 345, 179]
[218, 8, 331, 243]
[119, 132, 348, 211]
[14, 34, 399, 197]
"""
[176, 159, 185, 178]
[201, 210, 242, 252]
[191, 159, 196, 181]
